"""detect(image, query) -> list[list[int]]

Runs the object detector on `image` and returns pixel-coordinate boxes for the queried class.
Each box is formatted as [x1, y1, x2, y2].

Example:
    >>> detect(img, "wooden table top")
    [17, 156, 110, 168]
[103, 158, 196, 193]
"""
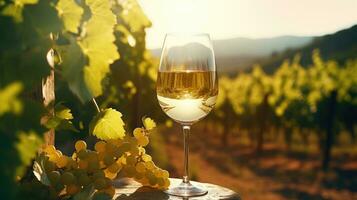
[113, 178, 241, 200]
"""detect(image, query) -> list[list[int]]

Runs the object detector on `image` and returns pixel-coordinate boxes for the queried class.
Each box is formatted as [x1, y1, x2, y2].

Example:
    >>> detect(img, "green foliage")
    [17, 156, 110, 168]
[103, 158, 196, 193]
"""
[56, 0, 83, 34]
[16, 131, 43, 177]
[0, 0, 61, 198]
[215, 51, 357, 154]
[0, 0, 167, 199]
[89, 108, 125, 140]
[45, 103, 78, 132]
[0, 82, 23, 116]
[56, 0, 119, 102]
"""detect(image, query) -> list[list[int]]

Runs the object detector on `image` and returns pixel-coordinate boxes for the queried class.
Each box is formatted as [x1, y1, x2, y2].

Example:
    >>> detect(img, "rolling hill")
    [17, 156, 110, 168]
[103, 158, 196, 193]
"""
[150, 24, 357, 74]
[151, 36, 313, 73]
[259, 24, 357, 74]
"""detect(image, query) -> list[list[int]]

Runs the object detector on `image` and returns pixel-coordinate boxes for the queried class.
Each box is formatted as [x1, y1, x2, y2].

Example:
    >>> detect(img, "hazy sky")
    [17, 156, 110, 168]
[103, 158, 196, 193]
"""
[137, 0, 357, 49]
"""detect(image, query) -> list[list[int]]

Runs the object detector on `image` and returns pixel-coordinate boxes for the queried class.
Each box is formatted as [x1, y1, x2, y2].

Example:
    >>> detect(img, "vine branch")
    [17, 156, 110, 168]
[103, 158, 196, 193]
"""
[92, 98, 101, 113]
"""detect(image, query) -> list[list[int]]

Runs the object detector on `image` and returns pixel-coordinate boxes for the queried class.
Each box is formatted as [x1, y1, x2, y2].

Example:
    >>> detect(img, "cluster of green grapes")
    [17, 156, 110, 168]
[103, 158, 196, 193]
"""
[41, 120, 169, 199]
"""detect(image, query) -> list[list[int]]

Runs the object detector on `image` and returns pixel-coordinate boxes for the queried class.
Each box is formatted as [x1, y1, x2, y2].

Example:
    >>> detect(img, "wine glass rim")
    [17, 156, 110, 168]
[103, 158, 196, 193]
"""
[165, 32, 211, 37]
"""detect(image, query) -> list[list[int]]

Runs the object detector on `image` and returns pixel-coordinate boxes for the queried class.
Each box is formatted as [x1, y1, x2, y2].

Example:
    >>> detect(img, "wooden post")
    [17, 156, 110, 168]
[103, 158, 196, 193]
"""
[41, 49, 56, 146]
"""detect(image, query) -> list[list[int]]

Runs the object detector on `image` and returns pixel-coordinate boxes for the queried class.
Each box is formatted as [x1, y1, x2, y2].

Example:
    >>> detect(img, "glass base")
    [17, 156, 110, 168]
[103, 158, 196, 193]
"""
[164, 181, 208, 197]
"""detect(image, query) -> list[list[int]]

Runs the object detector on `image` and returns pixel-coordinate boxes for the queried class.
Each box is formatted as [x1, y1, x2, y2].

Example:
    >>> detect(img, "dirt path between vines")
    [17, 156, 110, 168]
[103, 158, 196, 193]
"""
[162, 127, 357, 200]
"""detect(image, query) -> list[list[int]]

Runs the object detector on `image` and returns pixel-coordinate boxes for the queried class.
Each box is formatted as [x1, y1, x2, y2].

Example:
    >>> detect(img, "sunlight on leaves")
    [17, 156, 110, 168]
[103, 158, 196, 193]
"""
[16, 131, 43, 177]
[143, 117, 156, 130]
[56, 0, 83, 33]
[89, 108, 125, 140]
[80, 0, 120, 97]
[0, 82, 23, 116]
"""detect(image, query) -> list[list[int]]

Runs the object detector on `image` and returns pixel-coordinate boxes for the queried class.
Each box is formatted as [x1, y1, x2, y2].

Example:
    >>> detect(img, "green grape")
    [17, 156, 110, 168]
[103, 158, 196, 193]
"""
[163, 178, 170, 188]
[75, 140, 87, 152]
[133, 128, 145, 139]
[48, 151, 61, 163]
[124, 165, 136, 177]
[153, 169, 162, 177]
[77, 150, 88, 160]
[117, 155, 126, 165]
[98, 152, 105, 161]
[78, 160, 88, 169]
[145, 161, 155, 170]
[87, 151, 99, 162]
[95, 141, 107, 152]
[105, 142, 116, 154]
[61, 172, 75, 185]
[138, 147, 146, 154]
[44, 160, 56, 172]
[146, 171, 157, 186]
[103, 154, 115, 166]
[162, 170, 169, 179]
[56, 150, 63, 156]
[54, 182, 65, 192]
[120, 142, 131, 152]
[134, 172, 144, 180]
[44, 145, 56, 154]
[66, 184, 80, 195]
[56, 155, 68, 168]
[78, 174, 91, 186]
[48, 171, 61, 184]
[108, 162, 121, 174]
[93, 170, 105, 180]
[157, 178, 165, 187]
[126, 155, 137, 165]
[94, 178, 107, 190]
[112, 145, 124, 158]
[142, 154, 152, 162]
[68, 160, 78, 169]
[101, 185, 115, 197]
[87, 160, 100, 172]
[104, 178, 112, 187]
[112, 139, 124, 146]
[135, 162, 146, 173]
[137, 136, 149, 146]
[104, 168, 117, 180]
[126, 137, 138, 148]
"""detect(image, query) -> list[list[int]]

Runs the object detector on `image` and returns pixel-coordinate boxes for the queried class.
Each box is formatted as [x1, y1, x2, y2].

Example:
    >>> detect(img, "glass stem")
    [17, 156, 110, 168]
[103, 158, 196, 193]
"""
[182, 125, 191, 183]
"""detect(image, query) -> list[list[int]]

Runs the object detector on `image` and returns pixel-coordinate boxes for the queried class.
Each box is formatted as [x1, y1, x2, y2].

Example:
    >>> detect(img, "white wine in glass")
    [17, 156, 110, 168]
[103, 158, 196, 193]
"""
[156, 33, 218, 197]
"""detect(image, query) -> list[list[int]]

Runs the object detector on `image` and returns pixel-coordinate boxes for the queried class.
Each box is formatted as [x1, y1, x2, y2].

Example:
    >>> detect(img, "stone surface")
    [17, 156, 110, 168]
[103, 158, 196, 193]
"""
[113, 178, 241, 200]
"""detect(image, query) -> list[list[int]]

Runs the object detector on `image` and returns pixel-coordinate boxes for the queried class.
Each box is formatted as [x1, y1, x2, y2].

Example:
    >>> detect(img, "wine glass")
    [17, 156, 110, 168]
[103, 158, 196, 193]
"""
[156, 33, 218, 197]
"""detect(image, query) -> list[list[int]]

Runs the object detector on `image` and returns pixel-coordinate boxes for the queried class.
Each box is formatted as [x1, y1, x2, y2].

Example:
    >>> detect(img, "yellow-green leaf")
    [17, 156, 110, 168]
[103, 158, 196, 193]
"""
[55, 103, 73, 120]
[16, 131, 43, 177]
[79, 0, 120, 97]
[143, 117, 156, 130]
[56, 0, 83, 33]
[0, 82, 23, 116]
[89, 108, 125, 140]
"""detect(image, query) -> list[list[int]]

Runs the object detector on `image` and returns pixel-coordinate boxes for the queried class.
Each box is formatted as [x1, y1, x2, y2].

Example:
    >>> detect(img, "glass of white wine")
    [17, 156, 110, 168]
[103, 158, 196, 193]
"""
[156, 33, 218, 197]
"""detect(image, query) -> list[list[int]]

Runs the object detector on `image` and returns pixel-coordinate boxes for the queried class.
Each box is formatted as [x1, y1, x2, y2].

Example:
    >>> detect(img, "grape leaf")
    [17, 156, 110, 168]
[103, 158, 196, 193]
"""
[45, 103, 78, 132]
[58, 38, 93, 102]
[55, 103, 73, 120]
[0, 82, 23, 116]
[119, 0, 151, 32]
[16, 131, 43, 177]
[89, 108, 125, 140]
[79, 0, 119, 97]
[1, 0, 38, 22]
[59, 0, 120, 102]
[56, 0, 83, 33]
